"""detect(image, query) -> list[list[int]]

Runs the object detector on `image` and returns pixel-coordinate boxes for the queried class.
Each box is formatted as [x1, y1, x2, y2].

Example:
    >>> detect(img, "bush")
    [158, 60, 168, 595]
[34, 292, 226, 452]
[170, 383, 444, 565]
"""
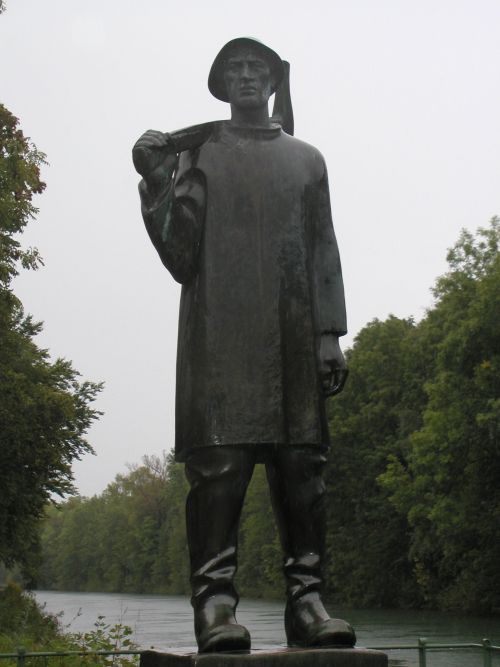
[0, 583, 60, 644]
[0, 583, 139, 666]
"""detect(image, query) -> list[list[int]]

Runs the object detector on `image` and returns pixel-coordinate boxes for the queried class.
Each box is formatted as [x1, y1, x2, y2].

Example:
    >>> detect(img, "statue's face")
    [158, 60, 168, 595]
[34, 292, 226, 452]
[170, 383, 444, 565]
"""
[223, 47, 274, 108]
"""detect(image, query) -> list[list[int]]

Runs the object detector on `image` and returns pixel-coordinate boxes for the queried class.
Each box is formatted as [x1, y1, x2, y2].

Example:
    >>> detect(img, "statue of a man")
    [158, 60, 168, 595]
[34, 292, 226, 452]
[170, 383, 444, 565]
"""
[133, 37, 355, 654]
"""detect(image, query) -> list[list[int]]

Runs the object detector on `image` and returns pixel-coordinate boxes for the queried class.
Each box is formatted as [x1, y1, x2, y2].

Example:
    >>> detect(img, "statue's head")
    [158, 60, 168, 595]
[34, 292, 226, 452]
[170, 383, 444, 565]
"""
[208, 37, 284, 107]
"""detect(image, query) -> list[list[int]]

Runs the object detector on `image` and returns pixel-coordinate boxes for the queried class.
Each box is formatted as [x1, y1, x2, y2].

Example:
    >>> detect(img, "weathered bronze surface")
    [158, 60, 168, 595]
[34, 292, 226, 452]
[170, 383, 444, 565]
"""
[134, 37, 354, 655]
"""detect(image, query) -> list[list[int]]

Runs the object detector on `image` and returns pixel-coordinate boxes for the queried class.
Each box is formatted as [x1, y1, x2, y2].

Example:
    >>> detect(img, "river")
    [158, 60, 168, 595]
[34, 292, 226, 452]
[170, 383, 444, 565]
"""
[34, 591, 499, 666]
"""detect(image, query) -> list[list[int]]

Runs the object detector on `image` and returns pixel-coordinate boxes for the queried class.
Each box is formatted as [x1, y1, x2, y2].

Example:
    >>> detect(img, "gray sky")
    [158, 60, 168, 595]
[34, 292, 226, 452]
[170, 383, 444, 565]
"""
[2, 0, 500, 497]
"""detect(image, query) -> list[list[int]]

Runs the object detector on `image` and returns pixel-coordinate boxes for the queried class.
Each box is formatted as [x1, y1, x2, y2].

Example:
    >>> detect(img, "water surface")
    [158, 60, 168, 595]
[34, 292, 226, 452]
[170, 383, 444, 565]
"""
[34, 591, 500, 666]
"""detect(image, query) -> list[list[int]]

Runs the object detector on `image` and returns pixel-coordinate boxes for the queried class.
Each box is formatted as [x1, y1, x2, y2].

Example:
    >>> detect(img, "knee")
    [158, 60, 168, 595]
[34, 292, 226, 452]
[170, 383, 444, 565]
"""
[185, 446, 255, 488]
[278, 446, 327, 482]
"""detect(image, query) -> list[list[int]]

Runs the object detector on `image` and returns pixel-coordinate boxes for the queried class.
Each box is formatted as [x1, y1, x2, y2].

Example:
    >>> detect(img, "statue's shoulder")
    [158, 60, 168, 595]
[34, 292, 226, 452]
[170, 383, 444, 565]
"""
[279, 132, 326, 179]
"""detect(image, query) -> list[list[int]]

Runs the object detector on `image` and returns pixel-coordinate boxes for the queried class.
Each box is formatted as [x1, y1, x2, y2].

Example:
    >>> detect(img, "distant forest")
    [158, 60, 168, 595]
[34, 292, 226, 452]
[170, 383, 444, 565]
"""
[38, 219, 500, 614]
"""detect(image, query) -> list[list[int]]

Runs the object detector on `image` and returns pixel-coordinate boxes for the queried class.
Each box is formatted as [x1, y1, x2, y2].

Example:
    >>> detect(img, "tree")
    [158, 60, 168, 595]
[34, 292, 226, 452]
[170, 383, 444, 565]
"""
[324, 315, 424, 607]
[38, 452, 188, 594]
[0, 104, 102, 577]
[380, 218, 500, 612]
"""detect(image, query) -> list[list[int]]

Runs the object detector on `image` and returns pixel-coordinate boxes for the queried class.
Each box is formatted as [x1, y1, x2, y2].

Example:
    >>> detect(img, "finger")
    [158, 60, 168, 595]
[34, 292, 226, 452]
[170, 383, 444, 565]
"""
[135, 132, 169, 150]
[132, 149, 162, 176]
[333, 369, 348, 395]
[144, 129, 169, 141]
[324, 368, 348, 397]
[135, 136, 166, 151]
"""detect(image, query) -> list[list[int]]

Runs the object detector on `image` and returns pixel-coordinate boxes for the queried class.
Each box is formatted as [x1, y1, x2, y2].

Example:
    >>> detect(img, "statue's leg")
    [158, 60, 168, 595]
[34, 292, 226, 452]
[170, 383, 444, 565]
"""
[185, 446, 255, 653]
[265, 446, 356, 648]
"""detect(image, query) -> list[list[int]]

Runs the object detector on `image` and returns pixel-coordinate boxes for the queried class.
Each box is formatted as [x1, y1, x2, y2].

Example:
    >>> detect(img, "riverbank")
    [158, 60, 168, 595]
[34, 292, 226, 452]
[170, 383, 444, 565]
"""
[0, 584, 138, 666]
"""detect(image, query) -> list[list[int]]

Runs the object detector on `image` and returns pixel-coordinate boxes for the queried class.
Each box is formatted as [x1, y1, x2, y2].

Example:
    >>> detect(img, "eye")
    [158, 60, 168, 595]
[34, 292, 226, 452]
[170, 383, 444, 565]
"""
[225, 61, 240, 72]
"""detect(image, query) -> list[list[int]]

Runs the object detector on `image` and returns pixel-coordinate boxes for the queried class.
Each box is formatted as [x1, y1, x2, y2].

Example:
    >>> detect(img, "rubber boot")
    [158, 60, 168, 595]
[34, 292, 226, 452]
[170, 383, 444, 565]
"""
[266, 446, 356, 648]
[185, 447, 254, 653]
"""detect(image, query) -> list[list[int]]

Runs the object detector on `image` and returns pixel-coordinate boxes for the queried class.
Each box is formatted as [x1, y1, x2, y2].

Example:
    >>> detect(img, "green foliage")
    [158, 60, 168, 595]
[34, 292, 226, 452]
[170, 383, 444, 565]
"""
[324, 218, 500, 612]
[0, 104, 45, 285]
[159, 454, 190, 594]
[0, 582, 60, 644]
[0, 583, 138, 666]
[39, 453, 189, 595]
[324, 316, 424, 607]
[70, 617, 138, 667]
[0, 106, 102, 576]
[379, 218, 500, 613]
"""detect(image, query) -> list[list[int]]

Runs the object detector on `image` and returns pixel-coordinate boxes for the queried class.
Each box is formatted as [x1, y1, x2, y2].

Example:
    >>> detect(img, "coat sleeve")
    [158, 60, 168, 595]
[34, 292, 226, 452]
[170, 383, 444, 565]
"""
[308, 161, 347, 336]
[139, 151, 206, 284]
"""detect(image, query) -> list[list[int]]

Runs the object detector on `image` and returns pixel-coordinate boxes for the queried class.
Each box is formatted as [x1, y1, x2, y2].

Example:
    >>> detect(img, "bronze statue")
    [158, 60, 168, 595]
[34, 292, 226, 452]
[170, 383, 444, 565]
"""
[133, 37, 355, 654]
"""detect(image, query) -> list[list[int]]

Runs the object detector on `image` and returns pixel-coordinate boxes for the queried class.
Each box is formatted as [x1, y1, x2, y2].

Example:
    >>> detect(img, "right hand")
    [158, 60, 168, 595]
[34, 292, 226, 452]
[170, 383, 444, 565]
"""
[319, 335, 348, 397]
[132, 129, 177, 190]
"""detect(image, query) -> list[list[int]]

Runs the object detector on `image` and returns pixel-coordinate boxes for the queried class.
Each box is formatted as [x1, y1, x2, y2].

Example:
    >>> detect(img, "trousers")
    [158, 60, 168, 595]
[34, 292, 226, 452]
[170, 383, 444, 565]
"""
[185, 445, 327, 606]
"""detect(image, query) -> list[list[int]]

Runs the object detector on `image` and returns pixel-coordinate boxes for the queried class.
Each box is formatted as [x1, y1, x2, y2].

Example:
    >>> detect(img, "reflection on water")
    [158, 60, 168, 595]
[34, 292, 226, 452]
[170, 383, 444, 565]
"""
[34, 591, 500, 667]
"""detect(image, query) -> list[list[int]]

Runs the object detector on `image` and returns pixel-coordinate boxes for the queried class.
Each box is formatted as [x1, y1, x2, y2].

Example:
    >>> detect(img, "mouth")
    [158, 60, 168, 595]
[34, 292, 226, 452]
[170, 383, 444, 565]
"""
[239, 87, 257, 95]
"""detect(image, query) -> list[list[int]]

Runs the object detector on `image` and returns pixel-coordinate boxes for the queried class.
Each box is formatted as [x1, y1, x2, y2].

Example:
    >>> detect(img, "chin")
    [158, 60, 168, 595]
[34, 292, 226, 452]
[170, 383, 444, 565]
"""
[236, 95, 258, 105]
[236, 96, 266, 109]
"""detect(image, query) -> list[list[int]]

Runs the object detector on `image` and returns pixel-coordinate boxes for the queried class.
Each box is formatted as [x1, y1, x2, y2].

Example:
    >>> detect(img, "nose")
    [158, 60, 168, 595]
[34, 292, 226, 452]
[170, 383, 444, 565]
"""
[240, 63, 253, 80]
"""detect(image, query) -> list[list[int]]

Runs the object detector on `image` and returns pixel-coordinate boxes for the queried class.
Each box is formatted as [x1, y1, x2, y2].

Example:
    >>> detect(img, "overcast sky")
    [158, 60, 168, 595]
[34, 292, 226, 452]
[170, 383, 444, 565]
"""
[2, 0, 500, 497]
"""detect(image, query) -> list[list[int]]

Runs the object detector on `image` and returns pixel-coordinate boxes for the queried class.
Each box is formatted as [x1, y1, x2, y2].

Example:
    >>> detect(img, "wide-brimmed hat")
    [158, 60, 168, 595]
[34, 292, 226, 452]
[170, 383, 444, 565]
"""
[208, 37, 284, 102]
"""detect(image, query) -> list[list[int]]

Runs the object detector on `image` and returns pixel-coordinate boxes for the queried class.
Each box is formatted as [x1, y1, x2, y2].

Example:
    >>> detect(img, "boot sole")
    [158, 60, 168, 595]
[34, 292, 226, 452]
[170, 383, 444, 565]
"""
[198, 624, 251, 653]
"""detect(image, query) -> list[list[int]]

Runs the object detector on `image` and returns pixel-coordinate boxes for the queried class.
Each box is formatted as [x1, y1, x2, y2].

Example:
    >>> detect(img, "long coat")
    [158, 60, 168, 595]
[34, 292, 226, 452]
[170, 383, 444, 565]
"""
[139, 122, 346, 461]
